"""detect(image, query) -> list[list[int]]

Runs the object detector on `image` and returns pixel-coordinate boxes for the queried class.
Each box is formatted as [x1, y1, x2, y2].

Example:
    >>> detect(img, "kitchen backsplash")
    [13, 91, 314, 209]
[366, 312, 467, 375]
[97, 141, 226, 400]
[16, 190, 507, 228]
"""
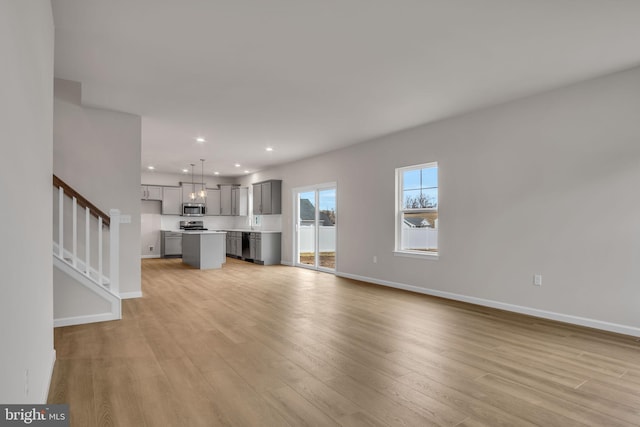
[256, 214, 282, 231]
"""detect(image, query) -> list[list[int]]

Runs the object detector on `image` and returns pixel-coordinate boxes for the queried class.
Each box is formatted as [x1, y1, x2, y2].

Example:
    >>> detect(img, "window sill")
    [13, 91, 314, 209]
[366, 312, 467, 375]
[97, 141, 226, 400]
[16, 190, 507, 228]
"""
[393, 250, 439, 260]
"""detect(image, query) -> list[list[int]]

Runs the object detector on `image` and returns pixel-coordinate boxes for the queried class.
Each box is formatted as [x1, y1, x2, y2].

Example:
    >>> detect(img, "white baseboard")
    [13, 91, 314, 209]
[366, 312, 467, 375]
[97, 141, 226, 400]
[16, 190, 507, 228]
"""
[280, 260, 294, 266]
[141, 255, 161, 259]
[42, 349, 56, 403]
[120, 291, 143, 299]
[54, 312, 120, 328]
[335, 271, 640, 338]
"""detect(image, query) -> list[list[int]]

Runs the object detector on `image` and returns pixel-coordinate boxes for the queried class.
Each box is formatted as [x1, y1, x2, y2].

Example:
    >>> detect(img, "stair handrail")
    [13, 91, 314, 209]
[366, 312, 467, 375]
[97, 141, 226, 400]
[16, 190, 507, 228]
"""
[53, 175, 110, 226]
[53, 174, 120, 295]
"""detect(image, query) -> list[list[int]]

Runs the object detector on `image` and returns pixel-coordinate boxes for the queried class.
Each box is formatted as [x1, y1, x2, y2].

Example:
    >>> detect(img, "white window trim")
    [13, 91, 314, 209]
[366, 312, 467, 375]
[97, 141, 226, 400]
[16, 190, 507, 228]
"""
[395, 161, 438, 258]
[393, 250, 439, 260]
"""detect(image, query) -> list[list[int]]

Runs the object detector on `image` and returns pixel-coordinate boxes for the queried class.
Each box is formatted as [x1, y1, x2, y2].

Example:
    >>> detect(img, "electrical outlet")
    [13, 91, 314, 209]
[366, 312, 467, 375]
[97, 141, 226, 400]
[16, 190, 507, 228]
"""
[533, 274, 542, 286]
[149, 245, 154, 252]
[373, 256, 377, 264]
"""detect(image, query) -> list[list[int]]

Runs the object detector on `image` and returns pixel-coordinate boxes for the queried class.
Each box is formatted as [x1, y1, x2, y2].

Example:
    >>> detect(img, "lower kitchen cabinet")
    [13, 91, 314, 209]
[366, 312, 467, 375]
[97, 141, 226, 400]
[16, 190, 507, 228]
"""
[225, 231, 243, 258]
[249, 232, 281, 265]
[225, 231, 281, 265]
[161, 231, 182, 257]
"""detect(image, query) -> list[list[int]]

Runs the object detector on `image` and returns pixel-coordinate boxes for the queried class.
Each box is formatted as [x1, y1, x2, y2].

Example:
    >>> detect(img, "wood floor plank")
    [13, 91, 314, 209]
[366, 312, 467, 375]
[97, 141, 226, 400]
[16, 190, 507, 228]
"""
[324, 374, 442, 427]
[158, 356, 232, 426]
[200, 366, 294, 427]
[397, 371, 539, 427]
[261, 385, 341, 427]
[285, 375, 362, 421]
[92, 359, 146, 427]
[49, 359, 97, 426]
[47, 258, 640, 426]
[476, 373, 635, 427]
[337, 411, 389, 427]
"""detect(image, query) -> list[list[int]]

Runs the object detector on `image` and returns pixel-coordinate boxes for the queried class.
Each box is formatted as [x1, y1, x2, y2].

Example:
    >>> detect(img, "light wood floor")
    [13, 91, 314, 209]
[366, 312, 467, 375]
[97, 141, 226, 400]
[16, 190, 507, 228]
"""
[49, 258, 640, 426]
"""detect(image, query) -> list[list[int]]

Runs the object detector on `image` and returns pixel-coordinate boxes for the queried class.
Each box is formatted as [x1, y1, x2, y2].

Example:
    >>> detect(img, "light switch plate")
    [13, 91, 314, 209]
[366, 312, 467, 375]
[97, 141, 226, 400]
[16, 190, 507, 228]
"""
[534, 274, 542, 286]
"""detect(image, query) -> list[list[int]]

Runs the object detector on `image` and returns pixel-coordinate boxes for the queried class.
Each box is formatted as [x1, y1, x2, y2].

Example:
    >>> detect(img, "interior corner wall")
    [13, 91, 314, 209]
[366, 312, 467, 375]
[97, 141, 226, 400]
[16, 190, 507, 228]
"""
[53, 80, 142, 297]
[242, 66, 640, 334]
[0, 1, 55, 403]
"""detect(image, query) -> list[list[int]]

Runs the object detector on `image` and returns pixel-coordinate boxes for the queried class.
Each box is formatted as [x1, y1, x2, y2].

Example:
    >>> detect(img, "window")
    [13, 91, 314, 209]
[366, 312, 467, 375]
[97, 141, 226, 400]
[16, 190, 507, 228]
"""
[396, 162, 438, 257]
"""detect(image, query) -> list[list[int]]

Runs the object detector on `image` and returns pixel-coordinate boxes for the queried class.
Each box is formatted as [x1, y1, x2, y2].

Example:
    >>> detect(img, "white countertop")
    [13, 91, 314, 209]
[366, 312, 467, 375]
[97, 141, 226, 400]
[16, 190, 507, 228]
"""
[181, 230, 227, 235]
[224, 229, 282, 233]
[161, 229, 281, 234]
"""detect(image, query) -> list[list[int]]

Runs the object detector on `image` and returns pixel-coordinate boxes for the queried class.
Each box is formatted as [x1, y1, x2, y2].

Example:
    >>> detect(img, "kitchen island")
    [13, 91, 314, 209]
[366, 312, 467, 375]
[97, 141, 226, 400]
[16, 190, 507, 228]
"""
[181, 231, 227, 270]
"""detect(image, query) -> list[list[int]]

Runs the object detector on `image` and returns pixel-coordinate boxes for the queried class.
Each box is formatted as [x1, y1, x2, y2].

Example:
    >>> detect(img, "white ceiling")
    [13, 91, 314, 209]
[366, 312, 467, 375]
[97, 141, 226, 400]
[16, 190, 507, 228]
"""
[52, 0, 640, 177]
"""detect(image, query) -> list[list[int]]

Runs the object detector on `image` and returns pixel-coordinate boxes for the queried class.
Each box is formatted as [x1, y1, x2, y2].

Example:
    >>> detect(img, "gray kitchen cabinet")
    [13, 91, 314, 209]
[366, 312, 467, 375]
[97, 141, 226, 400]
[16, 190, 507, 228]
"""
[231, 187, 248, 216]
[205, 188, 221, 216]
[141, 185, 163, 200]
[252, 180, 282, 215]
[226, 231, 242, 257]
[249, 233, 256, 259]
[219, 184, 233, 216]
[234, 232, 243, 257]
[218, 185, 247, 216]
[250, 232, 281, 265]
[162, 186, 182, 215]
[160, 231, 182, 257]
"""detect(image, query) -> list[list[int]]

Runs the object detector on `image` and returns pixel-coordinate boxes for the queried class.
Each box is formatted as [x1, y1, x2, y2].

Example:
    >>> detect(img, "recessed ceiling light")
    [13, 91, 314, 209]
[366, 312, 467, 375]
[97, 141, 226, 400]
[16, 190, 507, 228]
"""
[244, 170, 249, 174]
[182, 168, 189, 173]
[147, 166, 155, 170]
[196, 137, 205, 143]
[265, 147, 274, 152]
[234, 163, 241, 167]
[214, 171, 220, 175]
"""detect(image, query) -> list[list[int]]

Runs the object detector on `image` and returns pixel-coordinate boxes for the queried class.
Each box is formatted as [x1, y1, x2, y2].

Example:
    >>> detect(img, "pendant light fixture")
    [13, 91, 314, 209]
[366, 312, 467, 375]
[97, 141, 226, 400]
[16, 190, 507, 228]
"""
[199, 159, 207, 199]
[189, 163, 196, 200]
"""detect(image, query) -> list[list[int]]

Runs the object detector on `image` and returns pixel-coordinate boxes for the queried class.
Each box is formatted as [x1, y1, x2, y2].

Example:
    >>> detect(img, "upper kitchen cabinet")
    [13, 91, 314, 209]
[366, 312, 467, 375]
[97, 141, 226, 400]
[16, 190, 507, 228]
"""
[219, 184, 248, 216]
[231, 187, 248, 216]
[219, 184, 233, 215]
[205, 188, 221, 216]
[162, 186, 182, 215]
[141, 185, 163, 201]
[253, 180, 282, 215]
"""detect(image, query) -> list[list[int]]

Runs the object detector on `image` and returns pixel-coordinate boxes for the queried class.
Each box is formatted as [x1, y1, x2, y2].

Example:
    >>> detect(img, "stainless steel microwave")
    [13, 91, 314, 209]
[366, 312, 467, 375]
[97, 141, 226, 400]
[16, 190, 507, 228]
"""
[182, 203, 206, 216]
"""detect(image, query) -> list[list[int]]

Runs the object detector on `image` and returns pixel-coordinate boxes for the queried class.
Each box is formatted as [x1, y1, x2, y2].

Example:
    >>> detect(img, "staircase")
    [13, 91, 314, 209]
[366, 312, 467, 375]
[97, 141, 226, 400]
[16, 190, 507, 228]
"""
[52, 175, 122, 327]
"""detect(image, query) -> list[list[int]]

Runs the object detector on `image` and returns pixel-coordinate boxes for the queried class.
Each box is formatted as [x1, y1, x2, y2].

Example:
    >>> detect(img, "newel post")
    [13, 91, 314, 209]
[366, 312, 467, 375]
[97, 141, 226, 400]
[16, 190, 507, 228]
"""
[109, 209, 120, 295]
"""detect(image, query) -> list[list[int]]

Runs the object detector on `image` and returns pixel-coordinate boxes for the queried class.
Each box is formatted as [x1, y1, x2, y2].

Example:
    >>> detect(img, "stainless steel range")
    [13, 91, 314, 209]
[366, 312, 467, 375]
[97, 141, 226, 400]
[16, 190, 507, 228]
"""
[179, 220, 208, 231]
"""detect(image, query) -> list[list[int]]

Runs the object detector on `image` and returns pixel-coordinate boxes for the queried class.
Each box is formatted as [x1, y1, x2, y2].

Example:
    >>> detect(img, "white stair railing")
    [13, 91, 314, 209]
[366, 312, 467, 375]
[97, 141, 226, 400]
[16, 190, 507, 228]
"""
[108, 209, 120, 295]
[53, 178, 120, 296]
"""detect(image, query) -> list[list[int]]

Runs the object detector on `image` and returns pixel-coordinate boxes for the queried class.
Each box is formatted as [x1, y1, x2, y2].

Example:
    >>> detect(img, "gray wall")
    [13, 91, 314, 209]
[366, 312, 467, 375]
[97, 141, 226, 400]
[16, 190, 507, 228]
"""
[0, 1, 55, 403]
[54, 79, 142, 297]
[240, 65, 640, 335]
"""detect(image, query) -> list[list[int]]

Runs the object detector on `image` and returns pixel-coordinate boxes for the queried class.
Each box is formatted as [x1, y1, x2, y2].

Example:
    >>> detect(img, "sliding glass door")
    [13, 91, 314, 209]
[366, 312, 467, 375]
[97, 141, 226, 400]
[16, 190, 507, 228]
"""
[295, 184, 336, 271]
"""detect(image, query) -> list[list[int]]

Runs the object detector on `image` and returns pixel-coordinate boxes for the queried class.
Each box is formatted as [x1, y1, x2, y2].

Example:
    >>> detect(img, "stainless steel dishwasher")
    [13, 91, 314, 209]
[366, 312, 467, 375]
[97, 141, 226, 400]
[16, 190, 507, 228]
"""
[242, 232, 251, 259]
